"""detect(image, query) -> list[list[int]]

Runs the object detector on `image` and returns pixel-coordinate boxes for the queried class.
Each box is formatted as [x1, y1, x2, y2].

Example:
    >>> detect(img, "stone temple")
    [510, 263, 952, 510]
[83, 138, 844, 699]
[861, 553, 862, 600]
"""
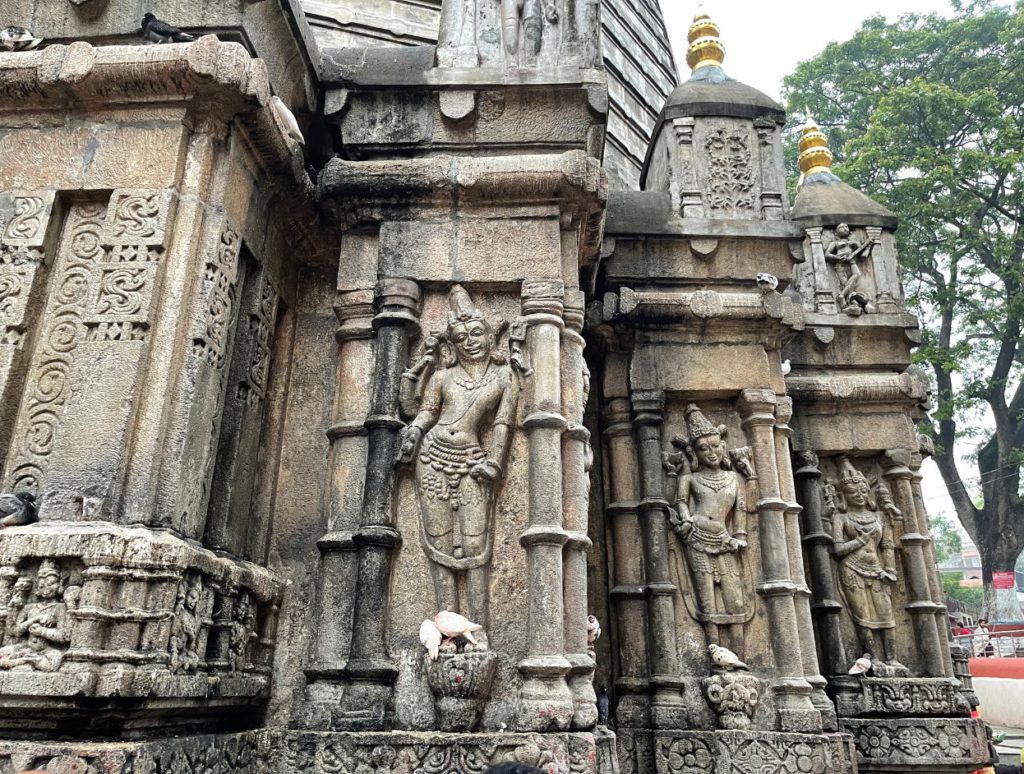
[0, 1, 993, 772]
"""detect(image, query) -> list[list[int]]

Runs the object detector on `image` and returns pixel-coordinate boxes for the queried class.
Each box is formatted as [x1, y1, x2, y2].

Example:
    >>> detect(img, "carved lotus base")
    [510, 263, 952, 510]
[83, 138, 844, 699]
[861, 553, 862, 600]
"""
[425, 649, 498, 731]
[842, 717, 991, 773]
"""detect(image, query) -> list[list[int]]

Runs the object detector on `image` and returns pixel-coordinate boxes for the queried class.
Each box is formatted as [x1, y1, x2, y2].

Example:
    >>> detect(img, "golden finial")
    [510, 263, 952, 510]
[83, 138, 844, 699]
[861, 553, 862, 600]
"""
[686, 6, 726, 71]
[798, 109, 835, 180]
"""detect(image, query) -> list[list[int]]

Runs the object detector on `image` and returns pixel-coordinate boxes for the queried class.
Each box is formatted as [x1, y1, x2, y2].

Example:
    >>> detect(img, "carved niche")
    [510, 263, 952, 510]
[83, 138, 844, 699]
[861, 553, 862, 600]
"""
[0, 559, 80, 673]
[823, 223, 879, 316]
[664, 404, 757, 659]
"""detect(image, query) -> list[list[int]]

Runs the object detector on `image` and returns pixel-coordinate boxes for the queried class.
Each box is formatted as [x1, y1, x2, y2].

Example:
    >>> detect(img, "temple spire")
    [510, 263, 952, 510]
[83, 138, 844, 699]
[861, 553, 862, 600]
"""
[686, 6, 726, 71]
[798, 110, 836, 184]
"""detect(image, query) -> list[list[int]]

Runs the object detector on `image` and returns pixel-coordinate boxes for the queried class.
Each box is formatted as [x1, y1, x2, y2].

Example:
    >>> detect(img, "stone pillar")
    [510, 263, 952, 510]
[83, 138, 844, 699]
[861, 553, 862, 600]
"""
[302, 283, 375, 727]
[774, 398, 835, 729]
[601, 372, 651, 731]
[561, 290, 597, 729]
[883, 448, 945, 677]
[738, 389, 818, 732]
[517, 278, 574, 731]
[631, 390, 686, 728]
[910, 451, 955, 675]
[805, 227, 837, 315]
[336, 278, 420, 730]
[793, 451, 847, 677]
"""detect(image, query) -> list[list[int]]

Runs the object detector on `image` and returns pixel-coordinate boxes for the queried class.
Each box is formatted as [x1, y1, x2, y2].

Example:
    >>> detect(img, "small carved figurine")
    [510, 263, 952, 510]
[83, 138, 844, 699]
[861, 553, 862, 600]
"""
[229, 592, 256, 672]
[500, 0, 559, 58]
[0, 560, 75, 672]
[397, 286, 524, 649]
[825, 223, 877, 315]
[667, 405, 756, 656]
[169, 574, 204, 673]
[828, 456, 903, 672]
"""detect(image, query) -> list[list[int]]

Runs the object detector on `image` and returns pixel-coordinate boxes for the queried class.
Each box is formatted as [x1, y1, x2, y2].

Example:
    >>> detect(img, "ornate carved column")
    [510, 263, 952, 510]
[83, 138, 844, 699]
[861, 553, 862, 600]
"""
[337, 277, 420, 730]
[561, 290, 597, 728]
[805, 227, 837, 315]
[883, 449, 945, 677]
[302, 283, 375, 727]
[793, 451, 847, 677]
[738, 389, 818, 731]
[517, 278, 574, 731]
[601, 355, 651, 732]
[631, 390, 686, 728]
[774, 398, 835, 729]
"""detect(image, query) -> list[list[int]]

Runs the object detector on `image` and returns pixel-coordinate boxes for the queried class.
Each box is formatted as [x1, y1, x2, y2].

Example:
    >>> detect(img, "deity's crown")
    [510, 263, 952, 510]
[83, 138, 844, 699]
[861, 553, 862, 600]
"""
[447, 285, 485, 327]
[685, 404, 721, 441]
[37, 558, 60, 580]
[837, 456, 866, 486]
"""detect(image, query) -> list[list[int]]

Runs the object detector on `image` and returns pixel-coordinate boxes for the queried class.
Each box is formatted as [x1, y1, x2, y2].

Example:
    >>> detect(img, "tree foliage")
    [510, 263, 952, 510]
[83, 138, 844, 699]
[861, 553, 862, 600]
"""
[942, 573, 984, 609]
[930, 513, 964, 563]
[783, 1, 1024, 616]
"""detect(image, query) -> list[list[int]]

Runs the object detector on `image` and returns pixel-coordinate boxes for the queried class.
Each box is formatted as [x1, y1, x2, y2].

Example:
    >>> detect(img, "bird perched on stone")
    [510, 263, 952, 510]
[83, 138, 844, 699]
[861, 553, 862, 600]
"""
[1, 26, 42, 51]
[271, 96, 305, 146]
[141, 13, 194, 44]
[848, 654, 873, 676]
[597, 686, 610, 726]
[708, 643, 748, 671]
[587, 614, 602, 646]
[756, 272, 779, 293]
[0, 492, 36, 527]
[433, 610, 482, 646]
[419, 618, 442, 660]
[782, 359, 792, 376]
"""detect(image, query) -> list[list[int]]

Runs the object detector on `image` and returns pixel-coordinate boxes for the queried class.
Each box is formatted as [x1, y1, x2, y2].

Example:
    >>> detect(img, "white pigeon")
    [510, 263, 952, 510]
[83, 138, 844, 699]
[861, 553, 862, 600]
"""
[848, 655, 873, 676]
[1, 27, 42, 51]
[587, 615, 602, 646]
[708, 643, 748, 671]
[271, 96, 305, 146]
[756, 272, 779, 293]
[434, 610, 482, 645]
[782, 359, 792, 376]
[419, 618, 442, 660]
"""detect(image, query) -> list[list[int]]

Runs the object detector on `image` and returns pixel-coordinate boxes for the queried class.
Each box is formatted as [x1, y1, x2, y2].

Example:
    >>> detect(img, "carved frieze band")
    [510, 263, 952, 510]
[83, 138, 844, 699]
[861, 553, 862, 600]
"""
[0, 192, 55, 347]
[193, 224, 243, 369]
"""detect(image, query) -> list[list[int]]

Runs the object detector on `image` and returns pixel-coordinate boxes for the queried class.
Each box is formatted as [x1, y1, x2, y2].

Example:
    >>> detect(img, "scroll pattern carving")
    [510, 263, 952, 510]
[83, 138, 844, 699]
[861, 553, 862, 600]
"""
[4, 192, 170, 495]
[238, 280, 278, 407]
[705, 128, 755, 217]
[193, 228, 242, 369]
[4, 195, 49, 243]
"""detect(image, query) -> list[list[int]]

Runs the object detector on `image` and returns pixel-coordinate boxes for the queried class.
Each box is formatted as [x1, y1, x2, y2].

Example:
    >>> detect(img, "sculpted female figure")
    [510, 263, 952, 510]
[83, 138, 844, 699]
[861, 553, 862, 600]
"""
[397, 286, 521, 648]
[830, 456, 902, 671]
[667, 405, 755, 655]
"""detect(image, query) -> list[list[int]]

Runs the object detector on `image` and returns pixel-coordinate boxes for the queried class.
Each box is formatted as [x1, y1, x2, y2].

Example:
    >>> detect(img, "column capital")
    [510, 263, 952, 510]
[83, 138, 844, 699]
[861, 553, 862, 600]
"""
[521, 278, 565, 319]
[631, 390, 665, 422]
[738, 388, 777, 423]
[373, 278, 421, 329]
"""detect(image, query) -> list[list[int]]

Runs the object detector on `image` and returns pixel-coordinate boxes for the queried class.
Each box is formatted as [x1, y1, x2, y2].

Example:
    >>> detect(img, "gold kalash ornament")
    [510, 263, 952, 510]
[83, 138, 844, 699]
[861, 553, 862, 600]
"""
[686, 8, 726, 71]
[798, 110, 835, 182]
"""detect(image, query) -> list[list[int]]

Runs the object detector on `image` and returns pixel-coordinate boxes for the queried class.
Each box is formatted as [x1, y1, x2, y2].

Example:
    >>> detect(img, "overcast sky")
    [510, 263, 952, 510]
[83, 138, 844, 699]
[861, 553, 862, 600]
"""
[657, 0, 968, 526]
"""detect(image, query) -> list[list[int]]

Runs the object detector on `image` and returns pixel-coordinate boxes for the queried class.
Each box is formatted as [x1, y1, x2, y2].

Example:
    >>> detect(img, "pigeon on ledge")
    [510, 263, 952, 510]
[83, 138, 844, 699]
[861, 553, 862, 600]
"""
[709, 643, 748, 671]
[1, 27, 42, 51]
[0, 492, 36, 527]
[141, 13, 195, 44]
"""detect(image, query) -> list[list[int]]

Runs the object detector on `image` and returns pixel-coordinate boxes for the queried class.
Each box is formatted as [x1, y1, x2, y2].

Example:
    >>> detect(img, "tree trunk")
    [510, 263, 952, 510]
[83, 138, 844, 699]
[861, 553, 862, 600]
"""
[980, 543, 1024, 621]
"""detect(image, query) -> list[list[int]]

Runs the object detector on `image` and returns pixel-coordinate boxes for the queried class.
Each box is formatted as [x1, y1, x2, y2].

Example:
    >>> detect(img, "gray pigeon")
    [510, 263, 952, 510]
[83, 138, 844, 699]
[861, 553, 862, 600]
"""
[0, 492, 36, 527]
[1, 26, 42, 51]
[141, 13, 194, 44]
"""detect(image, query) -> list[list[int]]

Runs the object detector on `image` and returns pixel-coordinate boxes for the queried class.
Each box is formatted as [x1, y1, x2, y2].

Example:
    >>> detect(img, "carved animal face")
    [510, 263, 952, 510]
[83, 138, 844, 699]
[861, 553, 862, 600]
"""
[692, 434, 725, 470]
[449, 320, 491, 363]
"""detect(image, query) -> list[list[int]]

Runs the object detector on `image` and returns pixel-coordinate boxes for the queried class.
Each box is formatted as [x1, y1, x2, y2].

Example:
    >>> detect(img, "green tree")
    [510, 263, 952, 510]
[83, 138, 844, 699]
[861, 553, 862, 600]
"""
[930, 513, 964, 564]
[783, 1, 1024, 618]
[942, 573, 984, 610]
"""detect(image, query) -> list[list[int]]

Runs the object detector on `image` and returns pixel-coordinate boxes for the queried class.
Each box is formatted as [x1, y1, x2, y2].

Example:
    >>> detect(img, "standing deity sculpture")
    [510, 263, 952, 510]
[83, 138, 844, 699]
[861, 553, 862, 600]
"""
[825, 223, 878, 315]
[169, 574, 204, 673]
[500, 0, 559, 59]
[397, 286, 526, 648]
[0, 560, 77, 672]
[827, 456, 904, 672]
[665, 405, 756, 657]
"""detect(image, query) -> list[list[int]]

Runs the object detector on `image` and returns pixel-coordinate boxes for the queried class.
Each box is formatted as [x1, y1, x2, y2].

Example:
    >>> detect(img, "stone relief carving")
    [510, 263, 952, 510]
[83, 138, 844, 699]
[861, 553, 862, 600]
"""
[500, 0, 559, 59]
[397, 285, 526, 649]
[194, 227, 242, 369]
[825, 223, 878, 316]
[229, 590, 257, 672]
[827, 456, 904, 673]
[168, 573, 210, 674]
[665, 405, 756, 656]
[0, 560, 79, 672]
[704, 128, 756, 217]
[702, 671, 761, 731]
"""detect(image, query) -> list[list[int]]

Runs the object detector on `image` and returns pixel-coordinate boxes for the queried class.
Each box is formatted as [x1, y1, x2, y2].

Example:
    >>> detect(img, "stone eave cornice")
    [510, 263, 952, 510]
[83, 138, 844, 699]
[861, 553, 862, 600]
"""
[786, 371, 928, 407]
[603, 286, 804, 331]
[319, 150, 607, 215]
